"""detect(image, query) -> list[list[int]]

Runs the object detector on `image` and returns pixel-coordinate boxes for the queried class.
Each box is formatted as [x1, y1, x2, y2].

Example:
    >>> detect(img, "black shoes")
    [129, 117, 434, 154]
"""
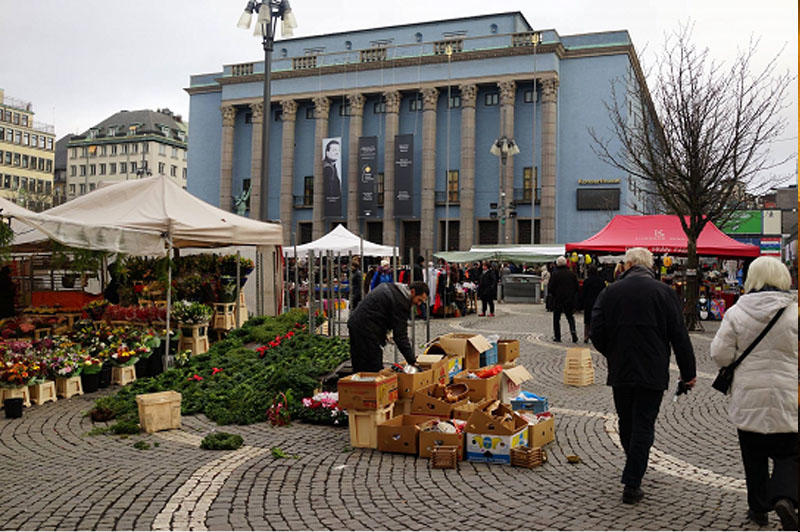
[746, 510, 768, 526]
[622, 486, 644, 504]
[552, 337, 561, 343]
[774, 498, 798, 531]
[571, 333, 579, 343]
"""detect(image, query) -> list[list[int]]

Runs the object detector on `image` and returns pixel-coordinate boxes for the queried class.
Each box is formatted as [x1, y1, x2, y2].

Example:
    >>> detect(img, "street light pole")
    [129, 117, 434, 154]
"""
[490, 136, 519, 243]
[531, 31, 540, 245]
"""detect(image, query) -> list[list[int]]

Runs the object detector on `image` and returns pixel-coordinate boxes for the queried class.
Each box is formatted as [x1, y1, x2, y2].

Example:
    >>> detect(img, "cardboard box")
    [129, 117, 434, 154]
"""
[377, 414, 436, 454]
[510, 391, 548, 413]
[518, 411, 555, 447]
[444, 355, 464, 383]
[395, 397, 413, 415]
[497, 339, 520, 364]
[418, 420, 466, 459]
[465, 404, 529, 464]
[452, 369, 501, 402]
[348, 404, 394, 449]
[411, 384, 469, 418]
[437, 333, 493, 370]
[417, 354, 448, 385]
[397, 366, 434, 399]
[452, 399, 495, 421]
[337, 373, 399, 410]
[499, 365, 533, 403]
[480, 343, 498, 367]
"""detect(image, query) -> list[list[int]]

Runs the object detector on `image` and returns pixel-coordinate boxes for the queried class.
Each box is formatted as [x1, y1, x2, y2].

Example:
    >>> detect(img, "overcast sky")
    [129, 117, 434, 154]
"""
[1, 0, 796, 180]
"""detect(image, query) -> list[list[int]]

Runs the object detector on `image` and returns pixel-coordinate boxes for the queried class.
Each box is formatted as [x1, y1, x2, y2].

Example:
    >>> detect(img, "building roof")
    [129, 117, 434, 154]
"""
[54, 134, 77, 170]
[71, 109, 187, 144]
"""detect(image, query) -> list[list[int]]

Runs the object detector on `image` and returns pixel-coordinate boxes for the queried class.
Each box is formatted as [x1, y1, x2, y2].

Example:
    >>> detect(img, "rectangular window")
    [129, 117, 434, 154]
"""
[31, 135, 37, 148]
[142, 143, 149, 154]
[305, 107, 314, 120]
[36, 179, 43, 193]
[13, 153, 20, 166]
[21, 115, 28, 127]
[447, 170, 459, 202]
[46, 138, 52, 150]
[14, 131, 21, 144]
[80, 164, 86, 176]
[23, 133, 29, 145]
[69, 184, 75, 195]
[89, 164, 96, 176]
[70, 147, 76, 158]
[409, 93, 423, 112]
[130, 162, 137, 174]
[0, 150, 3, 165]
[70, 165, 76, 177]
[377, 173, 385, 205]
[39, 158, 45, 171]
[13, 113, 19, 125]
[373, 101, 386, 114]
[523, 167, 536, 202]
[21, 155, 28, 168]
[171, 147, 177, 158]
[99, 163, 106, 175]
[12, 176, 18, 189]
[158, 162, 165, 174]
[100, 145, 107, 156]
[120, 162, 127, 173]
[485, 92, 499, 106]
[0, 127, 3, 138]
[131, 143, 138, 154]
[303, 176, 313, 205]
[46, 159, 52, 172]
[5, 129, 11, 142]
[5, 152, 11, 164]
[89, 183, 96, 191]
[170, 165, 177, 177]
[3, 110, 10, 121]
[182, 168, 187, 179]
[79, 183, 86, 195]
[109, 163, 116, 174]
[121, 144, 128, 154]
[523, 89, 536, 103]
[448, 93, 461, 108]
[111, 145, 117, 155]
[2, 175, 9, 188]
[45, 181, 51, 194]
[274, 109, 283, 122]
[338, 102, 351, 116]
[158, 144, 166, 155]
[80, 146, 87, 157]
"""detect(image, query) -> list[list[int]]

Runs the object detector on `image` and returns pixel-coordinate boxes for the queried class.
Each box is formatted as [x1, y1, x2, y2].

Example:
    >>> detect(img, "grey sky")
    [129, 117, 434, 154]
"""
[1, 0, 796, 182]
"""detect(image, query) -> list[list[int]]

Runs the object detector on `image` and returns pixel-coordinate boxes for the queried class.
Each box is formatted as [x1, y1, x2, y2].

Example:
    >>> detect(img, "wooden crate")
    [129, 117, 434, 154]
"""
[563, 348, 594, 387]
[510, 446, 547, 468]
[348, 404, 394, 449]
[136, 391, 182, 433]
[178, 324, 210, 356]
[33, 328, 51, 341]
[112, 365, 137, 386]
[55, 376, 83, 398]
[212, 303, 237, 331]
[29, 381, 57, 405]
[1, 386, 31, 407]
[431, 445, 459, 469]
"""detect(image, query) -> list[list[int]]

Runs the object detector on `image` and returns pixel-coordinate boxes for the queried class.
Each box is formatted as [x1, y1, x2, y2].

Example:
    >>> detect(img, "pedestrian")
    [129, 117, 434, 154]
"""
[541, 264, 551, 310]
[478, 261, 497, 317]
[590, 247, 696, 504]
[579, 264, 605, 343]
[710, 256, 798, 530]
[370, 258, 393, 290]
[499, 262, 511, 303]
[548, 256, 580, 342]
[349, 258, 363, 311]
[346, 281, 429, 372]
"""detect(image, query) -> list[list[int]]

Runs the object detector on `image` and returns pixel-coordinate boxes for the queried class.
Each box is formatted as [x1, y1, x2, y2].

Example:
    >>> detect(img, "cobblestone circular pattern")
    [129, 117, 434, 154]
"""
[0, 304, 787, 530]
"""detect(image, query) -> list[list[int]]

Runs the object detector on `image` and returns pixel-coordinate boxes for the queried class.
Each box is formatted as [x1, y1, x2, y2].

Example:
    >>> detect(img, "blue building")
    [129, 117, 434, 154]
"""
[186, 11, 656, 259]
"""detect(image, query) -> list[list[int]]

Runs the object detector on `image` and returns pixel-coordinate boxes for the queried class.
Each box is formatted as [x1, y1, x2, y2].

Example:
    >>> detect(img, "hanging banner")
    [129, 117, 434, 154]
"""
[357, 136, 378, 218]
[394, 134, 414, 218]
[322, 137, 342, 218]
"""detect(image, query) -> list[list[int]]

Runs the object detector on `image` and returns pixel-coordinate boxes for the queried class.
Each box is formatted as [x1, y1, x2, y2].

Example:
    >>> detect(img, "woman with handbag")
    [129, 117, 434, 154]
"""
[710, 256, 798, 530]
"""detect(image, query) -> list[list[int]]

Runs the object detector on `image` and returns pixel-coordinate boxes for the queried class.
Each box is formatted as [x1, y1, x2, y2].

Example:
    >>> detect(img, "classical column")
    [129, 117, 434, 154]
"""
[312, 96, 330, 239]
[459, 84, 477, 249]
[248, 102, 264, 220]
[499, 80, 516, 244]
[279, 99, 298, 245]
[219, 105, 236, 211]
[540, 78, 559, 243]
[420, 87, 439, 259]
[347, 93, 365, 234]
[382, 90, 401, 246]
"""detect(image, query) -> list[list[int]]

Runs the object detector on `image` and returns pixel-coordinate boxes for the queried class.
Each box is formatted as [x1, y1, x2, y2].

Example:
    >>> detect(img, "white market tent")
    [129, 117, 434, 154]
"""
[283, 224, 397, 258]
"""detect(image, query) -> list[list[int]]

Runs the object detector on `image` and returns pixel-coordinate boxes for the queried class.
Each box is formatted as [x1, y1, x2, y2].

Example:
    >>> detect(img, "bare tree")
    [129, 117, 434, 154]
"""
[590, 23, 792, 328]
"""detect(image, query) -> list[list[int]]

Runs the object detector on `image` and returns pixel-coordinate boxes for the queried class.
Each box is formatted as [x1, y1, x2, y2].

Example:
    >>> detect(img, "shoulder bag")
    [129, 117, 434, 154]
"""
[711, 306, 787, 394]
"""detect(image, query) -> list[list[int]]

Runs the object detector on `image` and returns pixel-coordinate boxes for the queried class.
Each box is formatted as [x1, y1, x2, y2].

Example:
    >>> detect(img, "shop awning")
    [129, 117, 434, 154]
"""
[565, 215, 760, 258]
[434, 245, 565, 264]
[284, 224, 397, 258]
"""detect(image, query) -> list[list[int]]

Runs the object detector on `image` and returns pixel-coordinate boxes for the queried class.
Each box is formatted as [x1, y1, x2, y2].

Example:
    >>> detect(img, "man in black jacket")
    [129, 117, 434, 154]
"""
[548, 256, 580, 342]
[590, 247, 696, 504]
[349, 258, 363, 311]
[347, 281, 428, 372]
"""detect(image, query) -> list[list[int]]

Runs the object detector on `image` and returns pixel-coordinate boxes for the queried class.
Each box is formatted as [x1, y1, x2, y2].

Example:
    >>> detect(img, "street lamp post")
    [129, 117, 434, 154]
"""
[237, 0, 297, 222]
[489, 136, 519, 243]
[530, 31, 540, 245]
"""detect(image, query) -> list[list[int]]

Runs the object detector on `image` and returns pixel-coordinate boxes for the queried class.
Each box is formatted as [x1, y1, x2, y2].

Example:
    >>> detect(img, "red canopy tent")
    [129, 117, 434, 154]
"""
[566, 215, 760, 258]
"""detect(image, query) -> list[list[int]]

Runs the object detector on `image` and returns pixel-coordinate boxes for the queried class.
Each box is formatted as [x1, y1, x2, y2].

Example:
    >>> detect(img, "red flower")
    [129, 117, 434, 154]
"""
[188, 374, 203, 382]
[211, 367, 223, 376]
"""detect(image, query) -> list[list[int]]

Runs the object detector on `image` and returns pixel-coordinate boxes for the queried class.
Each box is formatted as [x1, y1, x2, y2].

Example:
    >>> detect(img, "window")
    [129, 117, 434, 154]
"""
[0, 127, 3, 138]
[170, 165, 177, 177]
[108, 126, 116, 136]
[303, 176, 313, 205]
[69, 184, 75, 195]
[31, 135, 37, 148]
[142, 143, 149, 154]
[46, 138, 52, 150]
[131, 143, 138, 154]
[45, 181, 51, 194]
[80, 146, 87, 157]
[69, 165, 76, 177]
[13, 113, 19, 125]
[79, 184, 86, 195]
[158, 162, 165, 174]
[100, 145, 107, 156]
[523, 89, 536, 103]
[447, 170, 459, 202]
[409, 93, 423, 112]
[2, 175, 8, 188]
[109, 163, 116, 175]
[305, 107, 314, 120]
[21, 177, 27, 190]
[127, 125, 136, 136]
[121, 144, 128, 154]
[80, 164, 86, 176]
[21, 155, 28, 168]
[523, 166, 537, 202]
[99, 163, 106, 175]
[485, 92, 499, 106]
[39, 158, 45, 171]
[14, 131, 21, 144]
[448, 93, 461, 108]
[274, 109, 283, 122]
[373, 100, 386, 114]
[89, 183, 96, 191]
[338, 102, 352, 116]
[130, 162, 137, 174]
[0, 150, 3, 165]
[182, 168, 187, 179]
[5, 152, 11, 164]
[70, 147, 77, 158]
[3, 110, 9, 121]
[89, 164, 96, 176]
[4, 129, 11, 142]
[36, 179, 43, 193]
[21, 115, 28, 127]
[13, 153, 20, 166]
[158, 144, 166, 155]
[111, 145, 117, 155]
[377, 173, 385, 205]
[171, 147, 177, 158]
[22, 133, 29, 146]
[46, 159, 52, 172]
[120, 162, 127, 173]
[12, 176, 18, 189]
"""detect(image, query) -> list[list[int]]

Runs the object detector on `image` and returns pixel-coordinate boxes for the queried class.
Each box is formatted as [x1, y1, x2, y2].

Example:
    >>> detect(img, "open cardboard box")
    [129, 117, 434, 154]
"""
[418, 419, 466, 459]
[411, 384, 469, 418]
[517, 411, 555, 447]
[497, 339, 520, 364]
[465, 403, 529, 464]
[499, 365, 533, 403]
[452, 369, 501, 402]
[437, 333, 493, 370]
[397, 365, 434, 399]
[418, 352, 463, 384]
[337, 372, 399, 410]
[453, 398, 495, 420]
[377, 414, 437, 454]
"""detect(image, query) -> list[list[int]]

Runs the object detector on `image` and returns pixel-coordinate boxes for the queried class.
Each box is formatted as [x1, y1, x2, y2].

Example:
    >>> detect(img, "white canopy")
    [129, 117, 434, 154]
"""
[23, 175, 282, 253]
[283, 224, 397, 258]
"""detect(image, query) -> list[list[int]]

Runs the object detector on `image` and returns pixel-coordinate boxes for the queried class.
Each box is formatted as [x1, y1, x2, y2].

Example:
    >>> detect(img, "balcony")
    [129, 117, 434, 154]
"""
[231, 63, 254, 77]
[293, 195, 313, 208]
[360, 47, 387, 63]
[435, 191, 460, 205]
[292, 55, 317, 70]
[433, 39, 463, 55]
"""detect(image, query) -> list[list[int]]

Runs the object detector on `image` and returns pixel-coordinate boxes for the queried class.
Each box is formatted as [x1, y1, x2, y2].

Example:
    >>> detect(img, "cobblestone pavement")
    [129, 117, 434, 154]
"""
[0, 303, 789, 530]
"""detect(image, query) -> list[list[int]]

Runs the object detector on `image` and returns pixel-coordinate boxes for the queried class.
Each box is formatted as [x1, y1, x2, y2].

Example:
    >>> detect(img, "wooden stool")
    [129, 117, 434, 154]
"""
[510, 446, 547, 468]
[178, 324, 210, 356]
[29, 381, 58, 405]
[1, 386, 31, 407]
[431, 445, 459, 469]
[212, 303, 236, 331]
[56, 376, 84, 398]
[112, 366, 137, 386]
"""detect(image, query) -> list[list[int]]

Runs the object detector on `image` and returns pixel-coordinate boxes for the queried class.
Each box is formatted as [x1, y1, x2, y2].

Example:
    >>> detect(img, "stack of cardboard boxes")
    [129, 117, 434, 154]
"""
[336, 333, 557, 467]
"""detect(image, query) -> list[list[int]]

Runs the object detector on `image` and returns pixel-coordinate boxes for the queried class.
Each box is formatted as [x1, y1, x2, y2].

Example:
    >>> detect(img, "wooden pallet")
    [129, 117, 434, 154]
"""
[29, 381, 57, 405]
[510, 446, 547, 468]
[431, 445, 459, 469]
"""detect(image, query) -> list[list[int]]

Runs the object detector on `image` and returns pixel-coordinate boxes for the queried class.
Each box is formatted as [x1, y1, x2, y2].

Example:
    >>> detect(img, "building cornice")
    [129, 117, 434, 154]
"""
[67, 135, 187, 150]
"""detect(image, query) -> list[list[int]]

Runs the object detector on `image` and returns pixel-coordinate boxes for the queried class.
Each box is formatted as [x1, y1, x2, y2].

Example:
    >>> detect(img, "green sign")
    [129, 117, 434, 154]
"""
[722, 211, 762, 234]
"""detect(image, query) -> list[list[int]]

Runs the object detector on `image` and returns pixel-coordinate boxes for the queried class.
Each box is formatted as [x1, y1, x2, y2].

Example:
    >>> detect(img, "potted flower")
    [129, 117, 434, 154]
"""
[84, 299, 109, 321]
[296, 391, 348, 426]
[172, 301, 213, 327]
[80, 356, 103, 393]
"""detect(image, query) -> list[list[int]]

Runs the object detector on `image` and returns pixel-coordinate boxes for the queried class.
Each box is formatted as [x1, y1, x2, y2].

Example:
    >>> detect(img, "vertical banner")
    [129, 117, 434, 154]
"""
[322, 137, 342, 218]
[357, 136, 378, 218]
[395, 134, 414, 218]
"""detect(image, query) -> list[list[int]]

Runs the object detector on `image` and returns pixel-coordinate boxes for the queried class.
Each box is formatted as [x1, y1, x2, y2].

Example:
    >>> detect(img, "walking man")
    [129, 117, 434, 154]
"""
[590, 247, 696, 504]
[548, 256, 579, 342]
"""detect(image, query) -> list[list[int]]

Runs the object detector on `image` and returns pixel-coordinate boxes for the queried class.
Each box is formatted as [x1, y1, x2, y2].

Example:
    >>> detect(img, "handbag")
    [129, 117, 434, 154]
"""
[711, 306, 787, 394]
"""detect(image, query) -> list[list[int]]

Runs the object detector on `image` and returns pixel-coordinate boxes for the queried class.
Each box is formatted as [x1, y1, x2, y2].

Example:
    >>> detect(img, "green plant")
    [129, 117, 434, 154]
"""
[133, 440, 151, 450]
[200, 431, 244, 450]
[270, 446, 298, 459]
[85, 426, 109, 437]
[109, 419, 140, 435]
[172, 301, 213, 325]
[0, 221, 12, 262]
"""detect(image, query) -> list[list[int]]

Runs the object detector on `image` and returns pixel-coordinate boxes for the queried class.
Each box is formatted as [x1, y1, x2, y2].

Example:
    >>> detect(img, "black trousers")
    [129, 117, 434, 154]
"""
[553, 308, 577, 340]
[612, 386, 664, 488]
[737, 429, 799, 512]
[481, 299, 495, 315]
[348, 328, 384, 373]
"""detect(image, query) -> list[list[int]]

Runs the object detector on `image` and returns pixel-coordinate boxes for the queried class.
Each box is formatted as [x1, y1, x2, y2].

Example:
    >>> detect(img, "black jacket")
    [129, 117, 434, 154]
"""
[350, 268, 363, 307]
[590, 265, 696, 390]
[580, 273, 605, 314]
[347, 282, 415, 364]
[478, 268, 497, 301]
[548, 265, 579, 313]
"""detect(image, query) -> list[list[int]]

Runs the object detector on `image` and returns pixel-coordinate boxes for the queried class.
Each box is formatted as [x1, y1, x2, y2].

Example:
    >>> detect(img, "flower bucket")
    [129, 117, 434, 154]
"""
[135, 357, 151, 379]
[81, 372, 100, 393]
[98, 363, 112, 389]
[219, 276, 238, 303]
[4, 398, 23, 419]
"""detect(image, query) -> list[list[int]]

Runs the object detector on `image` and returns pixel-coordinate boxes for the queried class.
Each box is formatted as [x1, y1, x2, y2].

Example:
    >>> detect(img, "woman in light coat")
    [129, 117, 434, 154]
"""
[710, 256, 798, 530]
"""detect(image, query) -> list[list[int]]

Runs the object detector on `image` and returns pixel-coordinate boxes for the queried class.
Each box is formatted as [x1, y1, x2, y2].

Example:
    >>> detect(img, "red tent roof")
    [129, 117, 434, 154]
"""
[566, 215, 760, 258]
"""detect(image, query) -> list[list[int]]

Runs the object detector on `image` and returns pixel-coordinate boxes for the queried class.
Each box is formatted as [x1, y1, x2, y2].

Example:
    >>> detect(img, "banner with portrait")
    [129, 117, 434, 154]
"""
[322, 137, 342, 218]
[394, 134, 414, 218]
[357, 136, 378, 218]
